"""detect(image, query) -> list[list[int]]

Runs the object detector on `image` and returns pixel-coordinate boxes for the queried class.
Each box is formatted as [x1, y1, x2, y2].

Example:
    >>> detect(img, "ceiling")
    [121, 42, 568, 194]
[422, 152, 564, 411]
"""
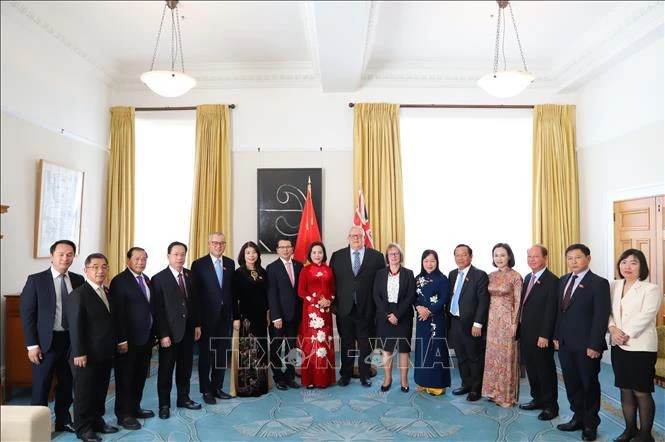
[4, 0, 663, 93]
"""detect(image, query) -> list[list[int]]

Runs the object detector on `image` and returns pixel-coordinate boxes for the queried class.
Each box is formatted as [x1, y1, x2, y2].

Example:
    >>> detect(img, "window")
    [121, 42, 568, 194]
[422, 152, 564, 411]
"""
[401, 108, 533, 275]
[135, 111, 196, 276]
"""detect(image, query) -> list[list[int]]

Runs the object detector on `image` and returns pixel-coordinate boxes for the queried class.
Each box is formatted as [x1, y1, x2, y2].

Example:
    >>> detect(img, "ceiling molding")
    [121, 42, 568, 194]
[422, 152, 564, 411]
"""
[300, 2, 321, 80]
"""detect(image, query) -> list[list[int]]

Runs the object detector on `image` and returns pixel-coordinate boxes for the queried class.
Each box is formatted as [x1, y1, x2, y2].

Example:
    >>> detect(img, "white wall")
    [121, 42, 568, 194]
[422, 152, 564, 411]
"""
[576, 36, 665, 279]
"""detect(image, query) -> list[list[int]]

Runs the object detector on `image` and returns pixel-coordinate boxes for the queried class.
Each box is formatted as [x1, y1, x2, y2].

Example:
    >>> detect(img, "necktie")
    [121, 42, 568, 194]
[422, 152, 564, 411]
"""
[352, 251, 361, 276]
[286, 261, 295, 287]
[450, 271, 464, 316]
[178, 273, 187, 298]
[137, 275, 148, 300]
[214, 258, 224, 288]
[562, 274, 578, 310]
[97, 287, 110, 311]
[57, 274, 69, 329]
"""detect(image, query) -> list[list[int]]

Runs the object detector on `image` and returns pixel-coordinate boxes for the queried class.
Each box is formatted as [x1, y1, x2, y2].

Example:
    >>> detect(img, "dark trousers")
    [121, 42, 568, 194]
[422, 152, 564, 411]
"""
[157, 330, 194, 407]
[198, 317, 231, 394]
[558, 346, 601, 429]
[449, 315, 484, 394]
[336, 311, 372, 381]
[114, 340, 153, 419]
[71, 358, 112, 437]
[269, 320, 299, 383]
[31, 331, 73, 425]
[523, 344, 558, 410]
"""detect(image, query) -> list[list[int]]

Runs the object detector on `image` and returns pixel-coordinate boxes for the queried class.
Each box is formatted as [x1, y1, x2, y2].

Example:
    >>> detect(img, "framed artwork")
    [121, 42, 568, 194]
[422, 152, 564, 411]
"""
[257, 168, 322, 253]
[34, 159, 85, 258]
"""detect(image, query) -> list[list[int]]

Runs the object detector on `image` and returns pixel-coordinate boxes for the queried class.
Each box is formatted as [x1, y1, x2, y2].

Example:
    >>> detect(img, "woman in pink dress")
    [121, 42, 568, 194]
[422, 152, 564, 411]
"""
[297, 242, 336, 388]
[481, 242, 522, 408]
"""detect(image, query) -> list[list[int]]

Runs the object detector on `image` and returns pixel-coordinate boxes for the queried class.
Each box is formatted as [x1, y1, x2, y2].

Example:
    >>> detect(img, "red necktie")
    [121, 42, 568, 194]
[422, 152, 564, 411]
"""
[178, 273, 187, 298]
[562, 274, 577, 309]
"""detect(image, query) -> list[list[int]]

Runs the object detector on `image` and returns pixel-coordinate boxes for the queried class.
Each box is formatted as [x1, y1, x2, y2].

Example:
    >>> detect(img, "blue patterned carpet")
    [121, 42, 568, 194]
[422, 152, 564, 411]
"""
[7, 351, 665, 441]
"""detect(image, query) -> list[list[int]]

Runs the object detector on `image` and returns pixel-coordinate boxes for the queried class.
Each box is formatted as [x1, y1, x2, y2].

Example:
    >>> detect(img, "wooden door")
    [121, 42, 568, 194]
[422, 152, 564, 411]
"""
[613, 195, 665, 325]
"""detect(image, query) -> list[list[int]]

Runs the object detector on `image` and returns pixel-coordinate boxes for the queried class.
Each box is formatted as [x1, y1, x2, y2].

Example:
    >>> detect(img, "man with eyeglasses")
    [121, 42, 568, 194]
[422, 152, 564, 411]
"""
[329, 226, 385, 387]
[191, 232, 236, 404]
[267, 238, 303, 390]
[20, 239, 84, 435]
[64, 253, 125, 442]
[151, 241, 202, 419]
[109, 247, 156, 430]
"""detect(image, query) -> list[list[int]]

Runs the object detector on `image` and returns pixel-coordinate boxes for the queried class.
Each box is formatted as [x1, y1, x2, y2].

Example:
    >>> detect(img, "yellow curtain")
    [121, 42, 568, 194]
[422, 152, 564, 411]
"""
[106, 107, 135, 279]
[353, 103, 405, 253]
[188, 105, 232, 263]
[532, 104, 579, 276]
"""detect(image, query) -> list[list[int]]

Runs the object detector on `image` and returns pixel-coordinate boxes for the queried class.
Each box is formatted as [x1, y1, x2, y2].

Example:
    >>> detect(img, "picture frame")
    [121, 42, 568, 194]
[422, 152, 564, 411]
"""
[257, 168, 322, 253]
[34, 159, 85, 258]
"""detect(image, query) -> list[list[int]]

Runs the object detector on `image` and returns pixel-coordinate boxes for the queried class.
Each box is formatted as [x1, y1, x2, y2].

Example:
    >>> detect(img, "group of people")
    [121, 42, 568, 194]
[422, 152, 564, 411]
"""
[19, 226, 662, 442]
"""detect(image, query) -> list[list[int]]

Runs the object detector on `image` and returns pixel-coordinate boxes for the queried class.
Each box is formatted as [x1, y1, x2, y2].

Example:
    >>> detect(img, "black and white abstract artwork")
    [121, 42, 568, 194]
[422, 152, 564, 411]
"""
[257, 168, 322, 253]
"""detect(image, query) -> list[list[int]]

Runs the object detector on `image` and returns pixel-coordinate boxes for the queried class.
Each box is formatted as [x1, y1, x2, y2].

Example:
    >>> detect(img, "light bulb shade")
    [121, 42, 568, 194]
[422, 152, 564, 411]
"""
[477, 70, 535, 98]
[140, 70, 197, 98]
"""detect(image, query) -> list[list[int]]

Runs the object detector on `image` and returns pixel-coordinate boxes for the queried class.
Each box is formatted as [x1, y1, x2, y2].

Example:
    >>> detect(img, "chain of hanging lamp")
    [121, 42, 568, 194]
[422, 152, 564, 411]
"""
[147, 0, 187, 74]
[492, 1, 529, 76]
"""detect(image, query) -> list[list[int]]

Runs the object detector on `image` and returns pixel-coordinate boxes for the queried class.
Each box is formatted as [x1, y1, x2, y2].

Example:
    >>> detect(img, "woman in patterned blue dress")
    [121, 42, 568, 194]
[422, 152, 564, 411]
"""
[413, 249, 451, 395]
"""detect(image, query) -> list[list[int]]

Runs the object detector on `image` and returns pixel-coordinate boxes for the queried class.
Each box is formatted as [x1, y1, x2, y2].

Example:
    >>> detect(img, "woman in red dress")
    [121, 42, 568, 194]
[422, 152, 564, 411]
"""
[297, 242, 336, 388]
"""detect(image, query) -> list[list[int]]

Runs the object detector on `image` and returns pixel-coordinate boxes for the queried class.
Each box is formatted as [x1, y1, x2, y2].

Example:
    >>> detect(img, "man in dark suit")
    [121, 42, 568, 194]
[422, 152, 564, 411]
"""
[64, 253, 124, 442]
[447, 244, 489, 402]
[267, 238, 303, 390]
[517, 244, 559, 421]
[191, 232, 235, 404]
[20, 239, 84, 434]
[329, 226, 385, 387]
[109, 247, 155, 430]
[554, 243, 610, 442]
[152, 241, 202, 419]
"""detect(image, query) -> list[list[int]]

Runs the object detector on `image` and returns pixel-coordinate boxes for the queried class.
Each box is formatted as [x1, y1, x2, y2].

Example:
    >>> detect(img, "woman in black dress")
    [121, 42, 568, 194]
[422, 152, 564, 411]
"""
[373, 243, 416, 392]
[232, 241, 270, 397]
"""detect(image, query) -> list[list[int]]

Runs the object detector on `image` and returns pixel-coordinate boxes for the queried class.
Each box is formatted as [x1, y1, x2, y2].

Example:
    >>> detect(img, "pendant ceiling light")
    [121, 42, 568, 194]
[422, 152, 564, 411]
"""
[140, 0, 196, 98]
[478, 0, 534, 98]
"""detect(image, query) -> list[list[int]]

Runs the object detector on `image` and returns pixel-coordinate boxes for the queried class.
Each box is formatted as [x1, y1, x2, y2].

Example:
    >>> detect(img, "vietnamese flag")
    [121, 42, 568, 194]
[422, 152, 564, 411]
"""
[294, 178, 322, 264]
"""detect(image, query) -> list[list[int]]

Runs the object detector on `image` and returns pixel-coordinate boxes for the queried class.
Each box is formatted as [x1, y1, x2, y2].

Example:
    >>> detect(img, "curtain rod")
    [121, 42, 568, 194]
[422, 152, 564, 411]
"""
[135, 104, 236, 111]
[347, 103, 533, 109]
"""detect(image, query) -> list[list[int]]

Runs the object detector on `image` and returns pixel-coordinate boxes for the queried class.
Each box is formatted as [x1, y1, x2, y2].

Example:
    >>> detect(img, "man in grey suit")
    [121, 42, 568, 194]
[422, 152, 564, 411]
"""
[330, 226, 385, 387]
[447, 244, 489, 402]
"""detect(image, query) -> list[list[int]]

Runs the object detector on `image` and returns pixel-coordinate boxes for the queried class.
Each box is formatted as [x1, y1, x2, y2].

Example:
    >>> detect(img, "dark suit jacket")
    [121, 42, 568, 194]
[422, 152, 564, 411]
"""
[20, 268, 85, 352]
[267, 258, 303, 323]
[151, 267, 200, 344]
[191, 255, 235, 328]
[447, 266, 490, 333]
[373, 267, 416, 321]
[330, 246, 386, 318]
[109, 268, 154, 346]
[554, 270, 610, 353]
[64, 282, 117, 361]
[518, 268, 558, 348]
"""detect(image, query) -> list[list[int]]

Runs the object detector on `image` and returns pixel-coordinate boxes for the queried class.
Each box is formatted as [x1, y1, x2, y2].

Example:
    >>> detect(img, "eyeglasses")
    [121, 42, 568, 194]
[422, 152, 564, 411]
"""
[277, 246, 293, 250]
[86, 265, 109, 271]
[348, 235, 362, 239]
[210, 241, 226, 246]
[387, 252, 400, 257]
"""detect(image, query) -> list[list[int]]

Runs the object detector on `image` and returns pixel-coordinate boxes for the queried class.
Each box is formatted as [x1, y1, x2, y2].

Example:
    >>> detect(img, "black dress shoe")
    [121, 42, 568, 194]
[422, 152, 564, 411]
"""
[557, 419, 583, 431]
[202, 392, 216, 404]
[537, 409, 559, 421]
[452, 387, 470, 396]
[582, 428, 597, 441]
[360, 379, 372, 387]
[177, 399, 202, 410]
[214, 389, 232, 400]
[287, 380, 300, 389]
[519, 401, 540, 411]
[158, 406, 170, 419]
[466, 392, 480, 401]
[135, 409, 155, 419]
[118, 417, 141, 430]
[55, 423, 76, 433]
[380, 382, 392, 392]
[337, 377, 350, 387]
[307, 384, 315, 389]
[78, 431, 102, 442]
[401, 385, 410, 393]
[612, 428, 638, 442]
[276, 381, 288, 390]
[95, 424, 119, 434]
